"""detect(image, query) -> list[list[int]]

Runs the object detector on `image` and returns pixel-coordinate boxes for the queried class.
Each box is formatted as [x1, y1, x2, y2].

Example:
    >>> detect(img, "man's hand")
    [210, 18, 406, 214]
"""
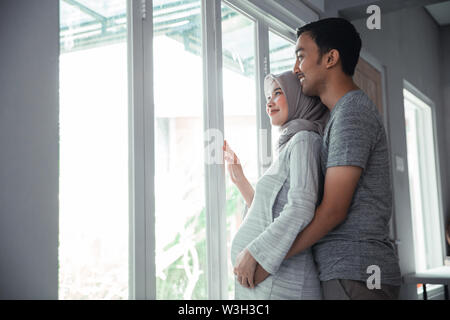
[254, 264, 270, 286]
[233, 248, 257, 288]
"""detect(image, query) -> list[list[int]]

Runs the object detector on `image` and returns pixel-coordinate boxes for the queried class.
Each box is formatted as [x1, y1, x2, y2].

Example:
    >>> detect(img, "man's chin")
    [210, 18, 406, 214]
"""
[301, 85, 314, 97]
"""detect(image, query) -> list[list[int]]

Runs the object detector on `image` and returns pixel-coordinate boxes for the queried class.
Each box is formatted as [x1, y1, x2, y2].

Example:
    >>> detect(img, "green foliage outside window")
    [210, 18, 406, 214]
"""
[156, 184, 243, 299]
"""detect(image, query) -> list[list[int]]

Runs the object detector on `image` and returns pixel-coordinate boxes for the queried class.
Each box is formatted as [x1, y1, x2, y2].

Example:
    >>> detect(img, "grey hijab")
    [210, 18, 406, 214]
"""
[264, 71, 329, 152]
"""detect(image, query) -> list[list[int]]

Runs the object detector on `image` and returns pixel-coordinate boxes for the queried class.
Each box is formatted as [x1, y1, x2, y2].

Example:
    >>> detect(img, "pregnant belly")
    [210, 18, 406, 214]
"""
[230, 214, 266, 266]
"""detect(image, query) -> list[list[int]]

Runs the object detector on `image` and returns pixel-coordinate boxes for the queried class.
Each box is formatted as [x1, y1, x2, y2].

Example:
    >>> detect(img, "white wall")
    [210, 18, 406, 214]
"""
[322, 0, 375, 17]
[0, 0, 59, 299]
[301, 0, 325, 14]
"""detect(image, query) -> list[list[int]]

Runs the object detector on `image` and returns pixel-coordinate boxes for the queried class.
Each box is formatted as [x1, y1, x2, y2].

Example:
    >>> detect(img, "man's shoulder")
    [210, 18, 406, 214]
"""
[332, 90, 382, 130]
[335, 90, 377, 116]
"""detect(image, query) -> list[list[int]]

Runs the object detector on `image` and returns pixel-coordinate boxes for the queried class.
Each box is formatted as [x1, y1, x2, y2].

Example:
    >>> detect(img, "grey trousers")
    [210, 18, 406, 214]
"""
[321, 279, 400, 300]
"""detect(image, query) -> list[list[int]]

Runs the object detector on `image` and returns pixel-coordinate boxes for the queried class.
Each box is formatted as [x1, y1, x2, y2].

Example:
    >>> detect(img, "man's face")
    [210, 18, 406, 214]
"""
[293, 32, 326, 97]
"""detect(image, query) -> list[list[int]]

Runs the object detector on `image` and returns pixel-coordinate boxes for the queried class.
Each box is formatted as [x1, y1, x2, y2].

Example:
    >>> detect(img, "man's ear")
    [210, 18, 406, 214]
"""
[325, 49, 340, 69]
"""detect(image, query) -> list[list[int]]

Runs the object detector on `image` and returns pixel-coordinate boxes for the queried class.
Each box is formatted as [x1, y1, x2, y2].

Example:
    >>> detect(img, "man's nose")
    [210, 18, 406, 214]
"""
[293, 58, 300, 74]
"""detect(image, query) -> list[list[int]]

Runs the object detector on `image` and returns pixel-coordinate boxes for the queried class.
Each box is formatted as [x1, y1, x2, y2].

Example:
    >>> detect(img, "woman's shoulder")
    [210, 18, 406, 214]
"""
[287, 130, 322, 148]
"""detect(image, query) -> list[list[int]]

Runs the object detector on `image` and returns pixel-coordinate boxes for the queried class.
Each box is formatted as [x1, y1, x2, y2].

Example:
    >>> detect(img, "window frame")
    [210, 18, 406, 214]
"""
[403, 80, 446, 272]
[128, 0, 156, 299]
[202, 0, 228, 299]
[128, 0, 316, 300]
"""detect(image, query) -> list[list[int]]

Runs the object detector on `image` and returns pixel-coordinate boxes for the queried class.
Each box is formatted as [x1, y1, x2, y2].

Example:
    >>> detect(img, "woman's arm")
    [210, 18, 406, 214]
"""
[235, 177, 254, 208]
[223, 140, 254, 207]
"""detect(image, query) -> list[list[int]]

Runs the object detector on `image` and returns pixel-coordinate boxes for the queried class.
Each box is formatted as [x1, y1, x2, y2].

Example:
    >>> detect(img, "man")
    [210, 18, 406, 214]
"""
[234, 17, 401, 299]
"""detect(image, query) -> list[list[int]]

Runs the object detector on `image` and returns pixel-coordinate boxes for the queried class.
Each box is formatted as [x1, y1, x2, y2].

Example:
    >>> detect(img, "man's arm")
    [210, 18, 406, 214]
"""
[285, 165, 362, 258]
[254, 165, 362, 285]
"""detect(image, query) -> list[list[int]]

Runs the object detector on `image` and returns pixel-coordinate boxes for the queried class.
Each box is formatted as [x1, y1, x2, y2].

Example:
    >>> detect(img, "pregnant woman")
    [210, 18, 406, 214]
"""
[224, 71, 329, 299]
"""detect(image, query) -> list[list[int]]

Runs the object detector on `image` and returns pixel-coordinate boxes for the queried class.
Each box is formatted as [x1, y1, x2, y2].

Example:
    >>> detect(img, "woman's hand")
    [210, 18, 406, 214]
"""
[223, 140, 255, 208]
[233, 248, 270, 289]
[223, 140, 246, 185]
[233, 248, 257, 288]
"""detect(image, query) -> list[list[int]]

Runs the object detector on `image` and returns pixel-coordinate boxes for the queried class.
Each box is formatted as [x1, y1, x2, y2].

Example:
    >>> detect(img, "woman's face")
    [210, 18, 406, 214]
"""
[266, 79, 289, 127]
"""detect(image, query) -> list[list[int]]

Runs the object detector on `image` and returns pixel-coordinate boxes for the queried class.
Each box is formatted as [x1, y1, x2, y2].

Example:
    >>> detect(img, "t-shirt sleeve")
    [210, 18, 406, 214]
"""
[327, 106, 380, 170]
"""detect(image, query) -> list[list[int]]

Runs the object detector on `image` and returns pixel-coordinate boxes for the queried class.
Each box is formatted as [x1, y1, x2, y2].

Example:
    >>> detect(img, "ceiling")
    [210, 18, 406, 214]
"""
[425, 0, 450, 26]
[338, 0, 449, 26]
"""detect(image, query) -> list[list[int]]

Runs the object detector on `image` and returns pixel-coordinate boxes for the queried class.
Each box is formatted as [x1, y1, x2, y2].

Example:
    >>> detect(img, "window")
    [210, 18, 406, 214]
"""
[59, 0, 308, 300]
[59, 0, 129, 299]
[153, 0, 207, 300]
[269, 31, 295, 74]
[403, 86, 444, 275]
[222, 3, 258, 299]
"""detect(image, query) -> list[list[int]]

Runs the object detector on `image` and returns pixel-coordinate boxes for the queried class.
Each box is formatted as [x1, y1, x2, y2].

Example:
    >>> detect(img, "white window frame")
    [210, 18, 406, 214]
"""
[128, 0, 156, 300]
[202, 0, 228, 299]
[127, 0, 317, 300]
[403, 80, 446, 272]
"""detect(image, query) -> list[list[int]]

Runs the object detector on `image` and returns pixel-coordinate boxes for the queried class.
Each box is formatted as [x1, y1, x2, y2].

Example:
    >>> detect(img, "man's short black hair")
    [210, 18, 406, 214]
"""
[296, 18, 362, 76]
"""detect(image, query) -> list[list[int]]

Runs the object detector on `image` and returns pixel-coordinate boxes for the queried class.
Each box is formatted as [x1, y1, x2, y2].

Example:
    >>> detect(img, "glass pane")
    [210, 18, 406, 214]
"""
[153, 0, 207, 300]
[269, 31, 295, 74]
[269, 31, 295, 157]
[58, 0, 129, 299]
[222, 3, 257, 299]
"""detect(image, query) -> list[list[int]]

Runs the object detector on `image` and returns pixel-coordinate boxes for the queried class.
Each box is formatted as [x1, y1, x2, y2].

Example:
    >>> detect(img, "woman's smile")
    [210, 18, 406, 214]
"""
[269, 109, 280, 116]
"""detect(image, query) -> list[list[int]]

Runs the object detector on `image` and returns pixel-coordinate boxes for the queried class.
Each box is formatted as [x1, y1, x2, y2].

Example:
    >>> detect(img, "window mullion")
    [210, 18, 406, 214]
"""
[202, 0, 228, 300]
[255, 21, 272, 175]
[128, 0, 156, 300]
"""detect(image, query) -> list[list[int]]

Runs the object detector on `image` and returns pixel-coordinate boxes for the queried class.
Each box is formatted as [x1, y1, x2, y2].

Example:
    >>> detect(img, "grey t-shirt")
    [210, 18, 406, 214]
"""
[312, 90, 401, 286]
